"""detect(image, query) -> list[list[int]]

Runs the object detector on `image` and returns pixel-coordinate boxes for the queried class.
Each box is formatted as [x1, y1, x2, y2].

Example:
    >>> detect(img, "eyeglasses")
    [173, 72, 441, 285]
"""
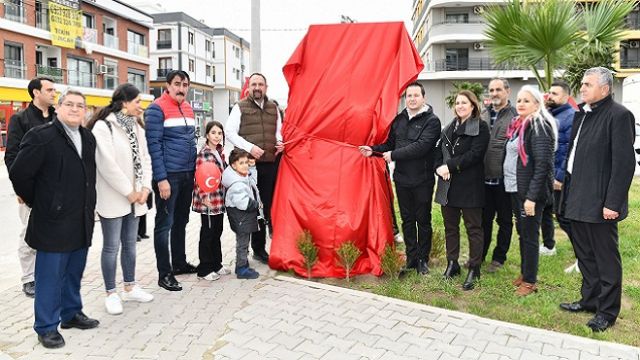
[61, 102, 86, 110]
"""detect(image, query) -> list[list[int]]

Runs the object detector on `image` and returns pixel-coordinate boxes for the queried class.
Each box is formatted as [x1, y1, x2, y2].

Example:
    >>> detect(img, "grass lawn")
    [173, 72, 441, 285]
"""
[315, 177, 640, 347]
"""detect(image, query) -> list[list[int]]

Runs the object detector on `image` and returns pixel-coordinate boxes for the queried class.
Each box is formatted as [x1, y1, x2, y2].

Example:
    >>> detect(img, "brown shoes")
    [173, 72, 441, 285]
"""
[515, 282, 538, 296]
[512, 275, 523, 287]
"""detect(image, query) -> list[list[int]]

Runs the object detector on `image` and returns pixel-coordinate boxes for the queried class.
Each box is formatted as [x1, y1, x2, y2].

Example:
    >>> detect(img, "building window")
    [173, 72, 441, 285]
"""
[157, 29, 172, 49]
[128, 30, 147, 57]
[83, 13, 94, 28]
[206, 65, 211, 77]
[3, 42, 24, 79]
[103, 59, 118, 90]
[445, 13, 469, 24]
[205, 40, 211, 52]
[158, 57, 172, 78]
[188, 31, 194, 45]
[4, 0, 26, 23]
[189, 59, 195, 72]
[35, 1, 48, 30]
[233, 68, 240, 80]
[212, 65, 216, 82]
[235, 47, 240, 58]
[67, 57, 95, 87]
[128, 30, 145, 45]
[127, 69, 146, 92]
[628, 8, 640, 30]
[621, 40, 640, 68]
[444, 48, 469, 71]
[212, 41, 215, 58]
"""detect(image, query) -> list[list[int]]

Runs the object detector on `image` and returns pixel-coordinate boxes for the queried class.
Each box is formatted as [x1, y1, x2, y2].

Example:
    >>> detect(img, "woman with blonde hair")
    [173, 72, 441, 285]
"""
[503, 85, 557, 296]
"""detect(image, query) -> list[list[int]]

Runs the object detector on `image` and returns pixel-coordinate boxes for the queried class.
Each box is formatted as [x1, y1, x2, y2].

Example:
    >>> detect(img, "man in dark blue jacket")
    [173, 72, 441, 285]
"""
[359, 82, 441, 275]
[539, 81, 576, 258]
[145, 70, 197, 291]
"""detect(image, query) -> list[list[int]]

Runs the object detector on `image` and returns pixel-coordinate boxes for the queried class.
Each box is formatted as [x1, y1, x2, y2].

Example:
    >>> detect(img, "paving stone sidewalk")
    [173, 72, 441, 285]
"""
[0, 208, 639, 359]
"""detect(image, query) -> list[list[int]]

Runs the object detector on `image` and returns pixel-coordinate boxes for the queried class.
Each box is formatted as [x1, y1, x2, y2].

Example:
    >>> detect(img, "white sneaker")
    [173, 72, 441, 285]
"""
[394, 233, 404, 244]
[105, 293, 123, 315]
[217, 266, 232, 275]
[198, 271, 221, 281]
[539, 244, 557, 256]
[564, 260, 580, 274]
[121, 285, 154, 303]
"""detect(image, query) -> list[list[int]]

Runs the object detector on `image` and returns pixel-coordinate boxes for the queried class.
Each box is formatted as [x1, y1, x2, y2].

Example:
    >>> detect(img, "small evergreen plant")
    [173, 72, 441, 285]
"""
[296, 230, 318, 279]
[336, 241, 362, 282]
[380, 244, 404, 280]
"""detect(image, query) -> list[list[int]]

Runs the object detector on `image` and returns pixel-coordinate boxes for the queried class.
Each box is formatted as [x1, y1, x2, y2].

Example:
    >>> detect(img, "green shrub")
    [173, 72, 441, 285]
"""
[296, 230, 318, 279]
[380, 244, 404, 280]
[336, 241, 362, 282]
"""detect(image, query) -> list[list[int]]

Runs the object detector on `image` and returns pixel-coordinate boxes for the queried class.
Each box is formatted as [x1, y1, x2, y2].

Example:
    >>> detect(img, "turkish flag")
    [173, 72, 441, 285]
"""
[269, 22, 424, 278]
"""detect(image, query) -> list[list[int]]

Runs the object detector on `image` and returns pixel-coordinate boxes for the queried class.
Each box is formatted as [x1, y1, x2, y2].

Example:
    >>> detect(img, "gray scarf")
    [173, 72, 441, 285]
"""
[114, 111, 143, 190]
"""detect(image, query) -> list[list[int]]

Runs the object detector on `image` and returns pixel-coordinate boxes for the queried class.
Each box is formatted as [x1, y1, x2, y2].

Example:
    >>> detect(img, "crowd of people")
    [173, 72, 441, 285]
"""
[3, 66, 636, 349]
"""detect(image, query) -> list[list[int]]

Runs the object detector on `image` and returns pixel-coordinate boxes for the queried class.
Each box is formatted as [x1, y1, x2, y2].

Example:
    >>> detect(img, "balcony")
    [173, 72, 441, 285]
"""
[157, 68, 173, 78]
[36, 65, 63, 82]
[103, 33, 119, 50]
[620, 58, 640, 69]
[3, 59, 26, 79]
[36, 9, 49, 30]
[430, 57, 532, 72]
[3, 2, 25, 23]
[128, 42, 149, 58]
[157, 40, 172, 49]
[427, 21, 486, 43]
[67, 70, 96, 88]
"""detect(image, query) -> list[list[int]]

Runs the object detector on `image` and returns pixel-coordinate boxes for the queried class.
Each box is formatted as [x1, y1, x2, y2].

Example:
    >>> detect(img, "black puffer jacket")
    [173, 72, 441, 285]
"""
[372, 106, 441, 187]
[515, 119, 555, 203]
[4, 102, 55, 172]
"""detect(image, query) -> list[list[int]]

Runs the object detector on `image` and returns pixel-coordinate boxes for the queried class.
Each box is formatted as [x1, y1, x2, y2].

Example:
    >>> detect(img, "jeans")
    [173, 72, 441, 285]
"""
[510, 194, 544, 284]
[396, 182, 434, 267]
[198, 213, 224, 276]
[153, 171, 194, 278]
[236, 232, 251, 269]
[34, 248, 88, 335]
[100, 211, 139, 292]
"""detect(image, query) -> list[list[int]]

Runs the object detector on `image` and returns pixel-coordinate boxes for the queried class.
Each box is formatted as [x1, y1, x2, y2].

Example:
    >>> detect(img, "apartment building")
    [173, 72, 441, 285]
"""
[149, 12, 250, 134]
[410, 0, 636, 118]
[0, 0, 154, 138]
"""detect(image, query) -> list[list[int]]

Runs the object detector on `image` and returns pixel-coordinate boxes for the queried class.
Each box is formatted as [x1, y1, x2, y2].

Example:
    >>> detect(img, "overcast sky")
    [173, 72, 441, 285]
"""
[162, 0, 413, 103]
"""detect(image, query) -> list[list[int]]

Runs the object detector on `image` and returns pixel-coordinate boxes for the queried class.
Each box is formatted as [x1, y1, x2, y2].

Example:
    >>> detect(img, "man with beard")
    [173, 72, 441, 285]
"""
[539, 81, 576, 261]
[145, 70, 198, 291]
[5, 77, 57, 297]
[225, 73, 283, 264]
[480, 78, 517, 272]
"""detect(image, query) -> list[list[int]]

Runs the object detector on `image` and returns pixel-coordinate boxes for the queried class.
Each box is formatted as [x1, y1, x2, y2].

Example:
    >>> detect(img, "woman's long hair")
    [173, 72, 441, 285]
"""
[204, 120, 225, 148]
[453, 90, 481, 120]
[517, 85, 558, 150]
[87, 83, 140, 129]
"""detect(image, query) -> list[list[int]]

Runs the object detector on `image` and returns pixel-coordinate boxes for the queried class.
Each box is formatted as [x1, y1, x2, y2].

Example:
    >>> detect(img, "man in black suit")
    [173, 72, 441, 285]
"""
[559, 67, 636, 332]
[10, 89, 99, 348]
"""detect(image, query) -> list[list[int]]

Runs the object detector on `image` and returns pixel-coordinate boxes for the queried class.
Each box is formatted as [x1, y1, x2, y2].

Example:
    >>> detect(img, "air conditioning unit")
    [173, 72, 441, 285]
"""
[98, 64, 109, 74]
[629, 40, 640, 49]
[473, 42, 484, 51]
[473, 5, 485, 15]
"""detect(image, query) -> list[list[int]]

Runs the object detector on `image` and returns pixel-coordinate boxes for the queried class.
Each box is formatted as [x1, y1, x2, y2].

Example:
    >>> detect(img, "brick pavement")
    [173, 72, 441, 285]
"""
[0, 170, 639, 359]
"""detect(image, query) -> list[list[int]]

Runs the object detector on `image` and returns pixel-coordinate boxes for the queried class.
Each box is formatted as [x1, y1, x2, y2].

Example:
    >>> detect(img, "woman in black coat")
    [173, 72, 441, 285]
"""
[502, 85, 556, 296]
[435, 90, 490, 290]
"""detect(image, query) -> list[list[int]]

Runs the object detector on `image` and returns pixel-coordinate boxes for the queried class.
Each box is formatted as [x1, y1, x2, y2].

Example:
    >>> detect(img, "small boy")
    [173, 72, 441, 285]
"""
[221, 149, 262, 279]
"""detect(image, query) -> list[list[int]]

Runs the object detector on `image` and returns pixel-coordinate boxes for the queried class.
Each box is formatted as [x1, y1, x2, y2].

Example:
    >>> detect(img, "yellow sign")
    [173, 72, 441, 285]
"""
[48, 1, 82, 49]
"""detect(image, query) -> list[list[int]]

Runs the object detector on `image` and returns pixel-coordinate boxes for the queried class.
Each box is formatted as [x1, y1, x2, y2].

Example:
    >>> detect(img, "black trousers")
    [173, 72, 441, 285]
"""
[511, 194, 544, 284]
[571, 221, 622, 322]
[540, 201, 555, 250]
[396, 182, 434, 267]
[481, 182, 513, 264]
[441, 206, 484, 268]
[252, 159, 279, 255]
[553, 190, 574, 247]
[197, 213, 224, 277]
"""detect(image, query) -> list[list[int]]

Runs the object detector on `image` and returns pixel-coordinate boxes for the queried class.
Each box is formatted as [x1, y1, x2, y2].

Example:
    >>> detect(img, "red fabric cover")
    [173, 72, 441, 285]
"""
[269, 22, 424, 278]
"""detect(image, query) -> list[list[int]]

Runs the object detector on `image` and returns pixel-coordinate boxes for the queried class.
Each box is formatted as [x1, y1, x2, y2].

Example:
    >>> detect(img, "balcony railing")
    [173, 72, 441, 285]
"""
[432, 19, 485, 26]
[3, 59, 26, 79]
[36, 9, 49, 30]
[157, 68, 173, 78]
[3, 2, 26, 23]
[67, 70, 96, 88]
[157, 40, 172, 49]
[626, 16, 640, 30]
[128, 42, 149, 57]
[36, 65, 63, 82]
[620, 59, 640, 69]
[430, 57, 533, 72]
[103, 33, 119, 50]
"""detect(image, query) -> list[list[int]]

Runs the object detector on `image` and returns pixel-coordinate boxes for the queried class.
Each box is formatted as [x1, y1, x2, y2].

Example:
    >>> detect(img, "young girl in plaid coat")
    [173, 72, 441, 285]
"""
[192, 121, 230, 281]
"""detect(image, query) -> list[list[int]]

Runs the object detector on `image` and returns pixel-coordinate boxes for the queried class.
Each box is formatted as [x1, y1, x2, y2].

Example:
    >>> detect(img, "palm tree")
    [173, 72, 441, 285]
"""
[563, 0, 636, 95]
[484, 0, 581, 91]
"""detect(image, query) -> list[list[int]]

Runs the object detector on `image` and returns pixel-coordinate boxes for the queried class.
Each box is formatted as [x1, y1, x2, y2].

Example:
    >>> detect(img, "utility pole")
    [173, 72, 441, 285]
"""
[251, 0, 261, 73]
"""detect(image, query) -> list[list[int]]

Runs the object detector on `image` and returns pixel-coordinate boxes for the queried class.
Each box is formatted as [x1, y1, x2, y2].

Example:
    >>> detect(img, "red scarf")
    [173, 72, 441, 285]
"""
[505, 115, 532, 167]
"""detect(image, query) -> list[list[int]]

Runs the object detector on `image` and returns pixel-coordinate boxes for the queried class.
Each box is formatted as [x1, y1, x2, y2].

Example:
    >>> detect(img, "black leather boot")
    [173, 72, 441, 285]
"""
[462, 266, 480, 291]
[418, 259, 430, 275]
[443, 260, 461, 279]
